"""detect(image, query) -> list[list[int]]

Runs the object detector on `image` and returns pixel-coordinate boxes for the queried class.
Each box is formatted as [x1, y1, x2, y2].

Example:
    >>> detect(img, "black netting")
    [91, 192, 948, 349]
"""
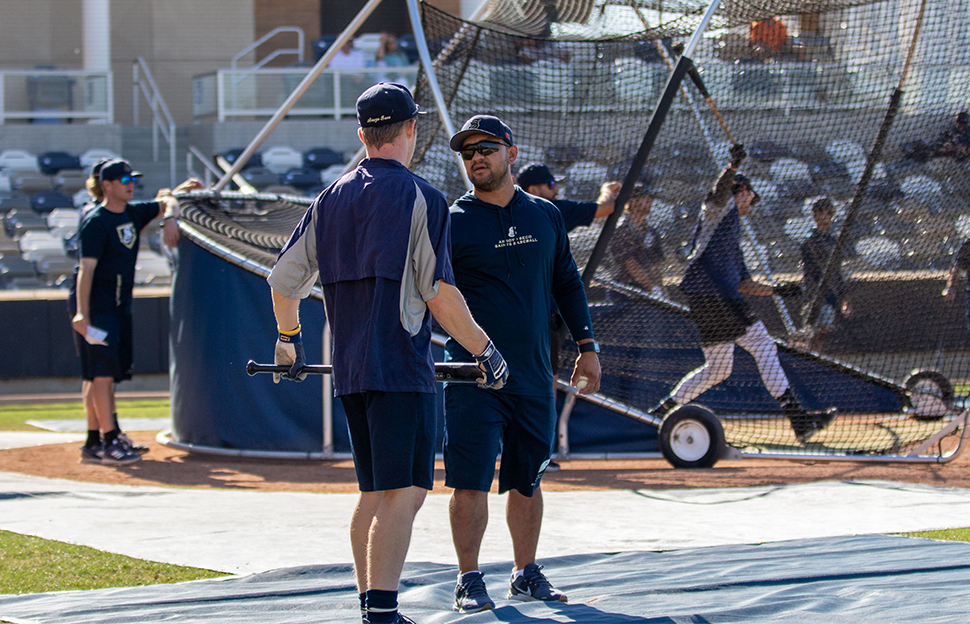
[410, 0, 969, 458]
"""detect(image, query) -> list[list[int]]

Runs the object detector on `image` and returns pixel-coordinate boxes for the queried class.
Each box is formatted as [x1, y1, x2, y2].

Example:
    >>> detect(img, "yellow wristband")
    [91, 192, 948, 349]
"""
[278, 325, 301, 336]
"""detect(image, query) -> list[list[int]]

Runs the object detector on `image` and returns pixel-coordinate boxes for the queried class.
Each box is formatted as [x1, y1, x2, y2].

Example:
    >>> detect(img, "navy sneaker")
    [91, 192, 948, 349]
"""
[508, 564, 567, 603]
[101, 438, 141, 466]
[79, 444, 103, 464]
[454, 571, 496, 613]
[117, 432, 149, 455]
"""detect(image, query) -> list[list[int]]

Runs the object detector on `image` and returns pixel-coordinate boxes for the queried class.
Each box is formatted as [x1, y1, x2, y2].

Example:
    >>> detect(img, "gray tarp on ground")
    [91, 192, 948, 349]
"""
[1, 534, 969, 623]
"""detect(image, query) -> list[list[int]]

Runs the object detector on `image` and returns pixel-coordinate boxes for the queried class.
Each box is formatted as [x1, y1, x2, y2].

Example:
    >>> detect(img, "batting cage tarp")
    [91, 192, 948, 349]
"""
[170, 236, 671, 455]
[2, 534, 969, 622]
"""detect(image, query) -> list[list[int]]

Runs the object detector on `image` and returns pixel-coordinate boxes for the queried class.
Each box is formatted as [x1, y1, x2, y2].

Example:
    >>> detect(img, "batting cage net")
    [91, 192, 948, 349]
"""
[406, 0, 969, 462]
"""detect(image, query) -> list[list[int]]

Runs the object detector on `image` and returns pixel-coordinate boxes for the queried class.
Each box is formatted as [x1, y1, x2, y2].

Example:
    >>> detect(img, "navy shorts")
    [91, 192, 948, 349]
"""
[74, 313, 133, 382]
[444, 386, 556, 496]
[340, 391, 436, 492]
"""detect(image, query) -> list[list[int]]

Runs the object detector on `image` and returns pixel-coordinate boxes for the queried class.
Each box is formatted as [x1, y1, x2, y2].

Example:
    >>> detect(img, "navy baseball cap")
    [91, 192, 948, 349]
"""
[516, 163, 556, 188]
[450, 115, 514, 151]
[356, 82, 424, 128]
[99, 159, 142, 182]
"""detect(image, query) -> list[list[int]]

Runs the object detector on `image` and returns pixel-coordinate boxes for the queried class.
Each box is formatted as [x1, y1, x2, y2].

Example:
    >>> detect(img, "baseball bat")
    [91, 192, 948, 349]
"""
[246, 360, 484, 383]
[672, 42, 735, 144]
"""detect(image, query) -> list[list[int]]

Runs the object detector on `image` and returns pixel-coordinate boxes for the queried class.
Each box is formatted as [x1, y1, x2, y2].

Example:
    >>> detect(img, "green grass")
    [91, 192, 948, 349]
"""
[0, 530, 227, 595]
[902, 527, 970, 542]
[0, 399, 169, 431]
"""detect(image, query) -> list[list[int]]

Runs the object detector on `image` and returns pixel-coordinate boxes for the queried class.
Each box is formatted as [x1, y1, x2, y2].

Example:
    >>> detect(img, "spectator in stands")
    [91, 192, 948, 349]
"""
[329, 40, 367, 69]
[375, 33, 410, 68]
[329, 39, 369, 100]
[609, 182, 666, 296]
[750, 16, 788, 59]
[933, 111, 970, 160]
[800, 197, 850, 352]
[70, 159, 201, 466]
[372, 33, 412, 83]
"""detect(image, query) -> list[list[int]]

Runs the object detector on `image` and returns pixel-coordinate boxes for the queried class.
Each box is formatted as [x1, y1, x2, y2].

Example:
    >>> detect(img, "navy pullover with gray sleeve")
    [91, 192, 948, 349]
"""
[446, 188, 594, 397]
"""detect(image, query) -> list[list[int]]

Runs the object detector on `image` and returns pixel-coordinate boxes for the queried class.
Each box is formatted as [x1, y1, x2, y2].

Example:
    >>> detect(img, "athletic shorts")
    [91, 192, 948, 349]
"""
[340, 391, 436, 492]
[686, 293, 754, 347]
[74, 313, 133, 382]
[444, 386, 556, 496]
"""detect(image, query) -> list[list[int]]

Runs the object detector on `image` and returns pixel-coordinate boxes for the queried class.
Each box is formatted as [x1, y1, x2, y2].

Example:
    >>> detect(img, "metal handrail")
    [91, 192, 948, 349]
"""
[231, 26, 305, 73]
[132, 57, 176, 187]
[185, 146, 222, 188]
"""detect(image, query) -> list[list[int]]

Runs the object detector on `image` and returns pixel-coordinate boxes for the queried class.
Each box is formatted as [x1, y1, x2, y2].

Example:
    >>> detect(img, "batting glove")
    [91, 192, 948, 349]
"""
[474, 340, 508, 390]
[274, 326, 307, 383]
[729, 143, 746, 168]
[773, 282, 802, 298]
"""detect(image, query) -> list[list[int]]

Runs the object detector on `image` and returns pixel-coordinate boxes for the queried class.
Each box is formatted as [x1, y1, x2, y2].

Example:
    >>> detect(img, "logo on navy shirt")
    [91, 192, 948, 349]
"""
[116, 223, 136, 249]
[508, 226, 516, 238]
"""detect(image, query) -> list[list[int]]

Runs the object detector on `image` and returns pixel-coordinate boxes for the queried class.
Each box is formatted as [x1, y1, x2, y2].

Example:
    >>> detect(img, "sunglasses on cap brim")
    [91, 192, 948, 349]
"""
[459, 140, 507, 160]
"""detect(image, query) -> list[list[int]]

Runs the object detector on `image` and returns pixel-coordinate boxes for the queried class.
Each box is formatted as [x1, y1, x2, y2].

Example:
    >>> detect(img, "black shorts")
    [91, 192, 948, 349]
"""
[74, 313, 133, 382]
[686, 293, 754, 347]
[444, 386, 556, 496]
[340, 391, 436, 492]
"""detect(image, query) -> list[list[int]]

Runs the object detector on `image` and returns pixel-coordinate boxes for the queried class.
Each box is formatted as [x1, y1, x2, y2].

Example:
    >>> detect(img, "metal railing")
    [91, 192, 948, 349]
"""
[192, 66, 419, 122]
[185, 146, 222, 188]
[132, 57, 176, 187]
[0, 68, 113, 125]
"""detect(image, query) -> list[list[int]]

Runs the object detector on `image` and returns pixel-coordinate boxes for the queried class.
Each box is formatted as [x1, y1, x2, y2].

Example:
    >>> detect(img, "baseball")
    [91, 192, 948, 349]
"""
[576, 377, 589, 391]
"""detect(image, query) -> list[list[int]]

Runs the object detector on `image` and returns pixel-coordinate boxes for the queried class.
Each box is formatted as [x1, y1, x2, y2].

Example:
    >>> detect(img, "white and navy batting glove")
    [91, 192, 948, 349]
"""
[474, 340, 508, 390]
[274, 326, 307, 383]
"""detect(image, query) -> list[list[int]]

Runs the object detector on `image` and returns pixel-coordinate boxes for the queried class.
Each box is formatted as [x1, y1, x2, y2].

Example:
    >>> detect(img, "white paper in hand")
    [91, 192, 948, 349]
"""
[85, 325, 108, 346]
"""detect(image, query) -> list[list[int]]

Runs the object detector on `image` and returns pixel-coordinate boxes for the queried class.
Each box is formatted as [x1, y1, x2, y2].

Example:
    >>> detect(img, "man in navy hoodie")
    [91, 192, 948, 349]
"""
[443, 114, 602, 613]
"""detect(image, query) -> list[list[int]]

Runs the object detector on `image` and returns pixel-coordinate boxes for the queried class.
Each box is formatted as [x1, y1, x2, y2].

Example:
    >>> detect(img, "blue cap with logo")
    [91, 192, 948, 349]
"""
[99, 159, 142, 182]
[450, 115, 514, 151]
[356, 82, 424, 128]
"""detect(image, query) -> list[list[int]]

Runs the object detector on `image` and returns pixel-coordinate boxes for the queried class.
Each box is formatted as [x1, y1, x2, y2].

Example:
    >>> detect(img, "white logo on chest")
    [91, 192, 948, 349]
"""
[117, 223, 136, 249]
[508, 226, 516, 238]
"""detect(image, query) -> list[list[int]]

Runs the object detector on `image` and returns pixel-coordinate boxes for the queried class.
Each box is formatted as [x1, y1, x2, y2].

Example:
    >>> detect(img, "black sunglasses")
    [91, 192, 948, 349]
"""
[460, 140, 506, 160]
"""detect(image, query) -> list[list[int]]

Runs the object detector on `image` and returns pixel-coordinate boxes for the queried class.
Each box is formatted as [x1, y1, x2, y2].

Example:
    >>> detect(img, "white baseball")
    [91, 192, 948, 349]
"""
[576, 377, 589, 391]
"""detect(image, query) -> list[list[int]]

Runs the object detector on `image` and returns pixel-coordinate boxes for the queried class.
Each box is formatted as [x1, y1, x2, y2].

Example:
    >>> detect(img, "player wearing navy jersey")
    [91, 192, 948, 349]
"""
[650, 145, 833, 442]
[516, 162, 619, 231]
[268, 84, 505, 624]
[71, 159, 193, 465]
[444, 115, 601, 613]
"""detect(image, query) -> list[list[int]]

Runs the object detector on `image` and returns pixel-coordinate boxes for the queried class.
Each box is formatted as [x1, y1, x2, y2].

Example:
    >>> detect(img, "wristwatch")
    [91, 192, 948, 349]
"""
[578, 340, 600, 354]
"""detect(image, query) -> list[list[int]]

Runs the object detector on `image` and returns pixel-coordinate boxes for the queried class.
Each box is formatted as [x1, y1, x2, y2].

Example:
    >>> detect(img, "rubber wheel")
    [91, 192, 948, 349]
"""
[904, 370, 954, 422]
[659, 404, 726, 469]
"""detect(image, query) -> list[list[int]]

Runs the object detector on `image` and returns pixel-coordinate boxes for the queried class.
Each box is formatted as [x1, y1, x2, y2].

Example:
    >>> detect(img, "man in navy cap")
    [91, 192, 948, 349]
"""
[443, 114, 601, 613]
[516, 162, 618, 231]
[269, 85, 507, 624]
[71, 159, 199, 465]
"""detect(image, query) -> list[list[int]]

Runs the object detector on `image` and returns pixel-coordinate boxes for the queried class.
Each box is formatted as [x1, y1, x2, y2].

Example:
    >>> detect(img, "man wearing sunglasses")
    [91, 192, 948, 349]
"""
[648, 144, 833, 443]
[71, 159, 195, 466]
[443, 114, 601, 613]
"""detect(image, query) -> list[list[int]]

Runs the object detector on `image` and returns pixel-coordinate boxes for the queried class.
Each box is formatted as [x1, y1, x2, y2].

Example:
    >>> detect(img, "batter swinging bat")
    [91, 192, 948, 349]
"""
[246, 360, 484, 383]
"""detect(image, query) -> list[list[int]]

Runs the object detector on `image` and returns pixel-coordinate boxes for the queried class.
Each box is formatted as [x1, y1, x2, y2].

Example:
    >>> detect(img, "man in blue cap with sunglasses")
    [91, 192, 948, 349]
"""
[443, 114, 601, 613]
[71, 159, 196, 465]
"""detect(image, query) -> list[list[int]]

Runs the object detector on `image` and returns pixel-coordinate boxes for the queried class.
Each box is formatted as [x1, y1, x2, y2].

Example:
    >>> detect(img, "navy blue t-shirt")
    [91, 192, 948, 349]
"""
[76, 201, 160, 315]
[446, 188, 594, 397]
[680, 204, 749, 299]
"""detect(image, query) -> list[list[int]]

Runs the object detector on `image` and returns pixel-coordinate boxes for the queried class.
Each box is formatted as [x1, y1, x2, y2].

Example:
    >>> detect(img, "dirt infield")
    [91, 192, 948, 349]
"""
[3, 432, 970, 492]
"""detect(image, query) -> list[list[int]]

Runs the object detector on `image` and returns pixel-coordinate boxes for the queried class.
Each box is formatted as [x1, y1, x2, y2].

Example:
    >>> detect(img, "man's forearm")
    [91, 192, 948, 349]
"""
[271, 288, 302, 331]
[427, 281, 489, 356]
